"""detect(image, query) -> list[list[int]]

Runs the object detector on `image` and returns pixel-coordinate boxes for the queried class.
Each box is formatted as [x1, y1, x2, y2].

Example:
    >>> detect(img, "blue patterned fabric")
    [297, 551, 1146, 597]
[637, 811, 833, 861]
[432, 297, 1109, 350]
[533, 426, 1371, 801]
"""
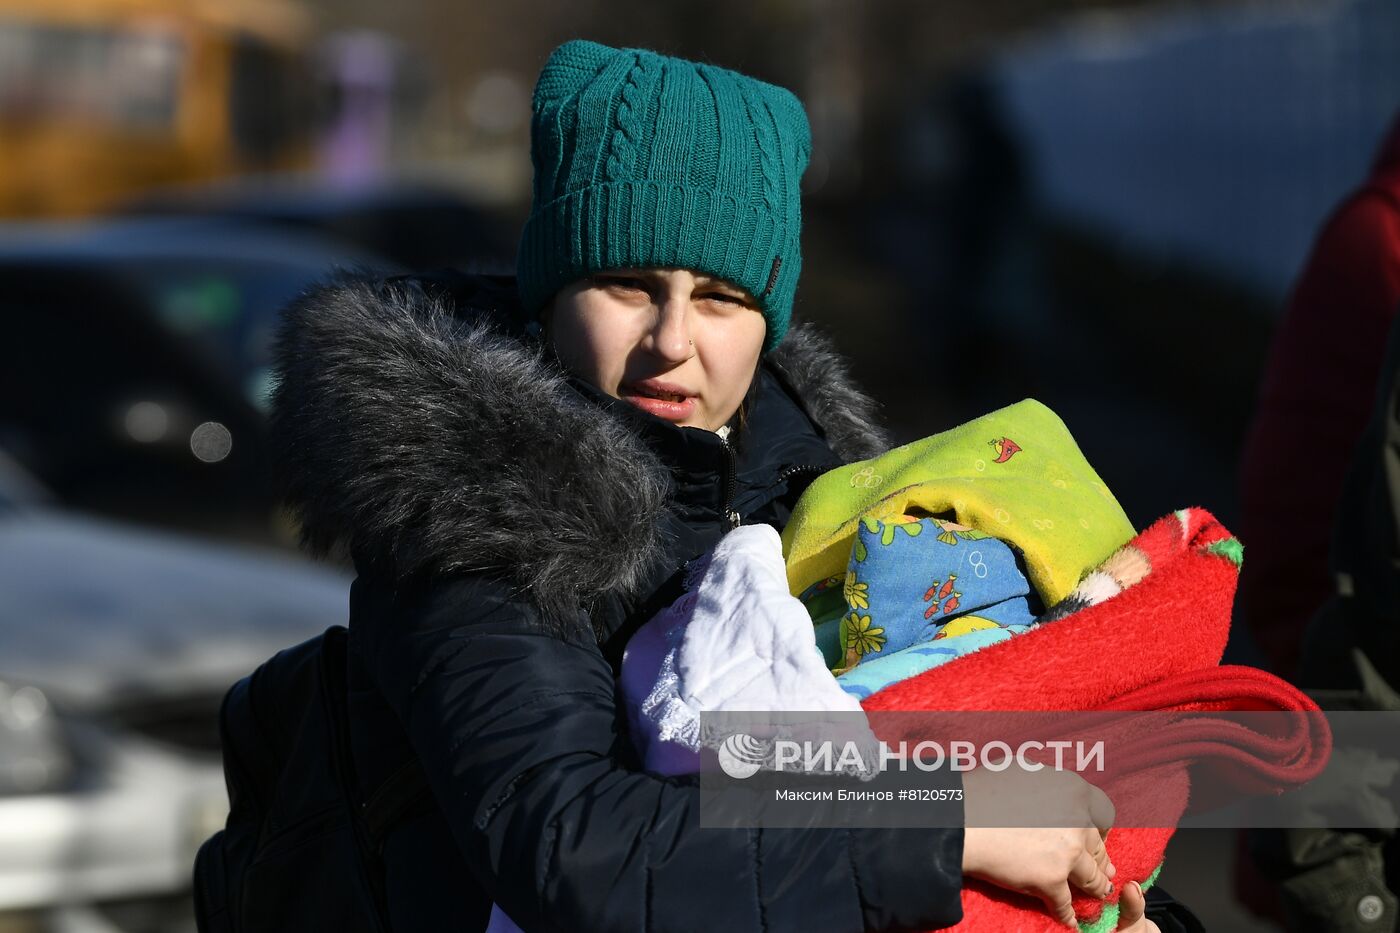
[798, 516, 1037, 700]
[833, 626, 1025, 700]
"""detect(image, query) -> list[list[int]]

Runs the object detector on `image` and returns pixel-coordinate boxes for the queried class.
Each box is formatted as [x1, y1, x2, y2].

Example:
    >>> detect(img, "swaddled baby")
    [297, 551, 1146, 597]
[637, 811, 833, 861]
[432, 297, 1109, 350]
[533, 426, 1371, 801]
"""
[801, 512, 1041, 700]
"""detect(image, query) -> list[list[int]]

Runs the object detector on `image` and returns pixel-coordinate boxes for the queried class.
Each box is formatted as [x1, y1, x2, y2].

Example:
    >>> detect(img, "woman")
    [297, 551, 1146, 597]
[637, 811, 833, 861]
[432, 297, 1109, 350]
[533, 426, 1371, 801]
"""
[270, 39, 1165, 931]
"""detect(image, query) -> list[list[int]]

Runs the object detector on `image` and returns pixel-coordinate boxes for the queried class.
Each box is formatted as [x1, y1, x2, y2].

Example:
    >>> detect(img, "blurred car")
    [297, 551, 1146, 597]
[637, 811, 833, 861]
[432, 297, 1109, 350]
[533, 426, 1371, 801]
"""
[125, 177, 514, 273]
[0, 215, 398, 539]
[0, 450, 350, 933]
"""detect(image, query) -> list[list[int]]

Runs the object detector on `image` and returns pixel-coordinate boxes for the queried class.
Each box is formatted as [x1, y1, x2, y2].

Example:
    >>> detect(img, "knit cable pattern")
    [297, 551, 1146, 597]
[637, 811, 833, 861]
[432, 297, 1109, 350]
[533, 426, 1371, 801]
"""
[606, 55, 651, 182]
[739, 81, 779, 214]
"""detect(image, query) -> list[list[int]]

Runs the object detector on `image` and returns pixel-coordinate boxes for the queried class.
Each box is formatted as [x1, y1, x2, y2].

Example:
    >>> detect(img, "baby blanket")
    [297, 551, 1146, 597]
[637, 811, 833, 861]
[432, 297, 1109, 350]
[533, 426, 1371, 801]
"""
[860, 508, 1328, 931]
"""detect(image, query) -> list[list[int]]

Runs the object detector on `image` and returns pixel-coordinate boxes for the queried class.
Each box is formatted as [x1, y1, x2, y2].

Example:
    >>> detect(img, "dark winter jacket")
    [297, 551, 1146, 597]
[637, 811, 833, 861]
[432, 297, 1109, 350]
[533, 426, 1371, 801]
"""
[268, 270, 967, 933]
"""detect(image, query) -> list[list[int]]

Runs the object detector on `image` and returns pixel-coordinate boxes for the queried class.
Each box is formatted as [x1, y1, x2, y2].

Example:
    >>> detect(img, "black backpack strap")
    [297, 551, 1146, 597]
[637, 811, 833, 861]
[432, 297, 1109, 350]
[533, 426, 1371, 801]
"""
[361, 756, 433, 850]
[319, 627, 435, 855]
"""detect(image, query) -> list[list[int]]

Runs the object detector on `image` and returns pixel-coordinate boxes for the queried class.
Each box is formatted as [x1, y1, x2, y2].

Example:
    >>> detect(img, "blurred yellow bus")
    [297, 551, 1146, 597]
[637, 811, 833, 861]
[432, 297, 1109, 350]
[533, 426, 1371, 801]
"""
[0, 0, 316, 218]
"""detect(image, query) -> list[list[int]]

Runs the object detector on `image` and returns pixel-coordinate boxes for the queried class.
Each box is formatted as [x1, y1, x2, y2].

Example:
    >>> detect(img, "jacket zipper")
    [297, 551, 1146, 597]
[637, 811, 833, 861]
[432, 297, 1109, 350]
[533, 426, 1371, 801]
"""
[719, 436, 740, 529]
[718, 454, 827, 532]
[774, 463, 826, 486]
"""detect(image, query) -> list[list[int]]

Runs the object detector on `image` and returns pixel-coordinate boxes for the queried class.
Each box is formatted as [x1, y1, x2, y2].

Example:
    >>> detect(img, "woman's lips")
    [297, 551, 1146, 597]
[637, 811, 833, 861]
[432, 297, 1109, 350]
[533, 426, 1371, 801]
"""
[620, 382, 697, 422]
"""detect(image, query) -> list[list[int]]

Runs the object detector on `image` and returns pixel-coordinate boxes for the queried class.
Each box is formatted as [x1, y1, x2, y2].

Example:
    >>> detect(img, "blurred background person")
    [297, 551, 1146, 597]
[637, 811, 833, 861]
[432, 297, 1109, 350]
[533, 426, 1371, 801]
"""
[1244, 309, 1400, 933]
[1231, 111, 1400, 933]
[1237, 112, 1400, 683]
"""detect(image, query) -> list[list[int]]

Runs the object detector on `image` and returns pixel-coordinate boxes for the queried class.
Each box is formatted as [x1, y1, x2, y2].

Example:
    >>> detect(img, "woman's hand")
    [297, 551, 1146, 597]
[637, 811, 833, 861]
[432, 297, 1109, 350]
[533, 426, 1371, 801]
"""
[1115, 880, 1162, 932]
[960, 767, 1117, 928]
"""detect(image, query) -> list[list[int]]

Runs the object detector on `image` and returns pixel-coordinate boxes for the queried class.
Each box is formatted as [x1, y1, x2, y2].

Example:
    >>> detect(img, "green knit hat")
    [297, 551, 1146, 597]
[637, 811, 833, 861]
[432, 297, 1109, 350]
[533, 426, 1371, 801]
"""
[518, 39, 811, 352]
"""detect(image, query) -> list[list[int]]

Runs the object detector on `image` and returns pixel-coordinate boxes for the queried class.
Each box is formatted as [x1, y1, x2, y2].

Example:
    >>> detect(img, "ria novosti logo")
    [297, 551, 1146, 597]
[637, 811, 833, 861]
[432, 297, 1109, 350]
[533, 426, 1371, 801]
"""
[715, 731, 1108, 779]
[717, 733, 770, 779]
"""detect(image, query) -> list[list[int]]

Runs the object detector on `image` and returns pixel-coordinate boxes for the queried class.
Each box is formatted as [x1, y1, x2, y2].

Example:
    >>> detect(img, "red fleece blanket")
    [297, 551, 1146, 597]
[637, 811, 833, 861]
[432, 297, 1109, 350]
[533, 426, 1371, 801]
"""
[858, 509, 1330, 931]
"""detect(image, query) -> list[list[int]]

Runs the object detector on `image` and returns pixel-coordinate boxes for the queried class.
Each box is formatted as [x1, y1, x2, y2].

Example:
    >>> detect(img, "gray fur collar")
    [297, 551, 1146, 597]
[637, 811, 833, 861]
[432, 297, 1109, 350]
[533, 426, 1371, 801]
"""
[269, 276, 889, 623]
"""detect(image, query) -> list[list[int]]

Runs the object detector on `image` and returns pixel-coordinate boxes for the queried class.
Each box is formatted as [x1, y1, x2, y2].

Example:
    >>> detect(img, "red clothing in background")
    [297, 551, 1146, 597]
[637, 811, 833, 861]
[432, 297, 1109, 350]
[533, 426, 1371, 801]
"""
[1238, 114, 1400, 680]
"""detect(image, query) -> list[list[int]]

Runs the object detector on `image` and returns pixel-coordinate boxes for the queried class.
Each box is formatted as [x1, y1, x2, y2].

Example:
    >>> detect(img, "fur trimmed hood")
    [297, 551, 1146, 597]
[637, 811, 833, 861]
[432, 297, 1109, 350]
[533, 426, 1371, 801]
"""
[269, 273, 889, 624]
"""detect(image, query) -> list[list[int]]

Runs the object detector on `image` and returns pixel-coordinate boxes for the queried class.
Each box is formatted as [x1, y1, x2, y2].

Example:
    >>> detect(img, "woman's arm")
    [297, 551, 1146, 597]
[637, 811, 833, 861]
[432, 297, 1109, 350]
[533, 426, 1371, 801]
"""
[354, 572, 965, 933]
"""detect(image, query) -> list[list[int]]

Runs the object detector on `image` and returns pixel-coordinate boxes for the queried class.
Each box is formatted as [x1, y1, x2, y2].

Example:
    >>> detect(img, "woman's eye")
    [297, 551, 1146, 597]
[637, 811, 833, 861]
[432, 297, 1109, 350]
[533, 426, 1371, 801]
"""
[702, 292, 747, 306]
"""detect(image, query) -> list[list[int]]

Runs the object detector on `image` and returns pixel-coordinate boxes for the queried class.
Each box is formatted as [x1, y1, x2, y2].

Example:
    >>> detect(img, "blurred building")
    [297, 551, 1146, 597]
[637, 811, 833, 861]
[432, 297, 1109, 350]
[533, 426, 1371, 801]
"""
[992, 0, 1400, 302]
[0, 0, 319, 218]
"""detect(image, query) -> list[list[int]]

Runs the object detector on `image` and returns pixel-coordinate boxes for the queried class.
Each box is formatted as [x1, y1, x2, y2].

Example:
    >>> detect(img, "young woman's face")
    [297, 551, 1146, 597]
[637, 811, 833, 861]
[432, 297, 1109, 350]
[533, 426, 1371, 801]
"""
[547, 268, 767, 431]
